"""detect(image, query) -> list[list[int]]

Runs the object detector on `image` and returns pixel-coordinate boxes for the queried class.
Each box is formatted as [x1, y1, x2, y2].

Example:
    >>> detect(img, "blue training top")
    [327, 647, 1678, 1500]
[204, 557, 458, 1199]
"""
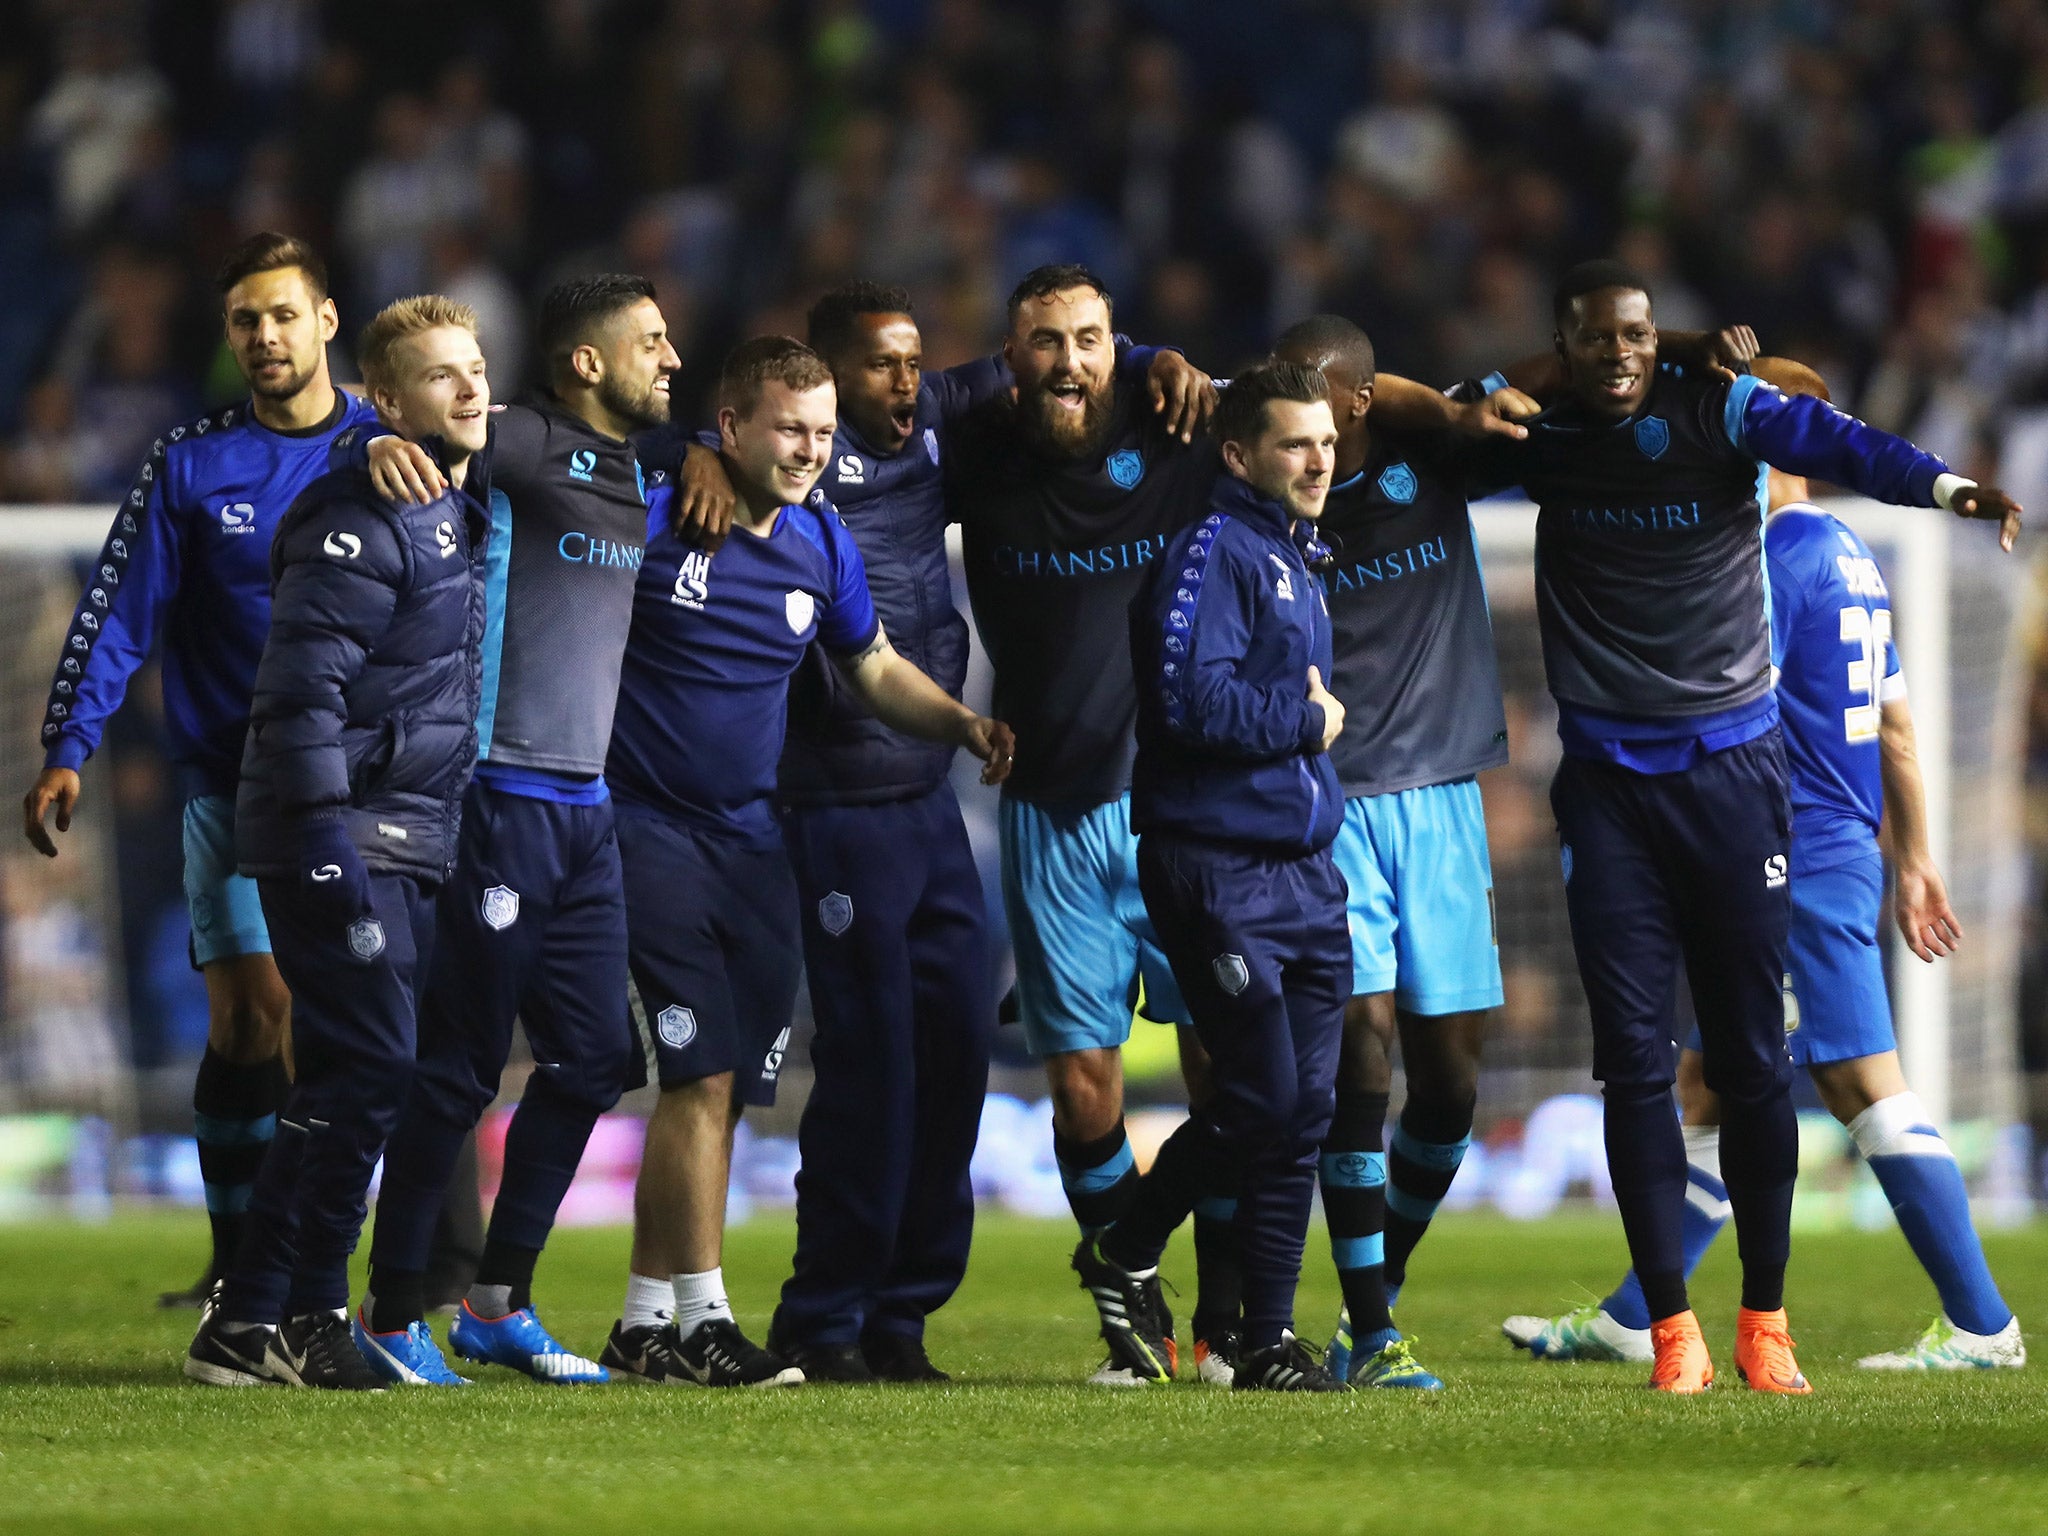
[40, 389, 376, 800]
[1766, 501, 1901, 874]
[604, 477, 879, 844]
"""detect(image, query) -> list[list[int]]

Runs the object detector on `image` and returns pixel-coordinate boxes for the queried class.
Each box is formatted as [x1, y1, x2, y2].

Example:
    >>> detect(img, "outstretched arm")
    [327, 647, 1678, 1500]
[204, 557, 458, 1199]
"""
[1734, 381, 2023, 550]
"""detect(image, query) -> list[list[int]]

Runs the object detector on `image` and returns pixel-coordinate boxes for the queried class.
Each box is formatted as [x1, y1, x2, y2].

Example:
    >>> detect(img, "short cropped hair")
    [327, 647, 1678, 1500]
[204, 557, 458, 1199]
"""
[357, 294, 479, 394]
[1553, 259, 1652, 324]
[718, 335, 835, 418]
[1006, 263, 1113, 326]
[1214, 360, 1329, 448]
[537, 273, 657, 372]
[1273, 313, 1376, 383]
[807, 281, 914, 360]
[216, 231, 329, 303]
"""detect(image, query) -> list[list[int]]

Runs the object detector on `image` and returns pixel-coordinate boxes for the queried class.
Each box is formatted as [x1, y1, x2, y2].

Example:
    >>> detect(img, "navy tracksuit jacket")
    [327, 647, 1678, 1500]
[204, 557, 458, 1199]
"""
[1130, 475, 1351, 1348]
[220, 460, 486, 1324]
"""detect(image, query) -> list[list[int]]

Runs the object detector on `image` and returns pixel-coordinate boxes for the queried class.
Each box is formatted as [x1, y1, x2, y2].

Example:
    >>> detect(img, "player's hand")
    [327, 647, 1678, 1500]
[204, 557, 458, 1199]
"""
[676, 441, 736, 552]
[1700, 325, 1761, 384]
[367, 434, 446, 505]
[1451, 391, 1536, 440]
[1147, 351, 1215, 443]
[1894, 856, 1963, 962]
[295, 814, 373, 929]
[1306, 665, 1344, 750]
[962, 715, 1016, 785]
[22, 766, 79, 858]
[1951, 484, 2023, 553]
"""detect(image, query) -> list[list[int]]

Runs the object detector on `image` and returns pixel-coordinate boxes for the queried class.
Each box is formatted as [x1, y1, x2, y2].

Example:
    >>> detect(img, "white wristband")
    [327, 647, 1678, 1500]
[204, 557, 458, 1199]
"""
[1932, 472, 1976, 511]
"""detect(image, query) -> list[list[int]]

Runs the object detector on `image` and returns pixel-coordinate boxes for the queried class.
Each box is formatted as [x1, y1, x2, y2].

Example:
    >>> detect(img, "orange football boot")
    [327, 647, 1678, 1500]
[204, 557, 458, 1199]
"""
[1734, 1307, 1811, 1394]
[1647, 1309, 1715, 1393]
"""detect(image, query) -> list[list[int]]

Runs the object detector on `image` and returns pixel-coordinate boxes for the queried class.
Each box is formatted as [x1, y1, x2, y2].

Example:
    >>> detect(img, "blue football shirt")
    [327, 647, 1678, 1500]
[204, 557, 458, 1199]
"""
[1765, 501, 1901, 873]
[605, 480, 879, 843]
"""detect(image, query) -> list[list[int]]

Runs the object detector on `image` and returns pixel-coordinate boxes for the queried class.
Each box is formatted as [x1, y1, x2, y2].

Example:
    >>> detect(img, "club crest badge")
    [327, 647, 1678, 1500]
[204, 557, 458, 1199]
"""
[785, 590, 816, 634]
[657, 1005, 697, 1048]
[347, 917, 386, 961]
[1212, 953, 1249, 996]
[1634, 415, 1670, 459]
[1377, 462, 1418, 503]
[818, 891, 853, 936]
[481, 885, 520, 930]
[1106, 449, 1145, 489]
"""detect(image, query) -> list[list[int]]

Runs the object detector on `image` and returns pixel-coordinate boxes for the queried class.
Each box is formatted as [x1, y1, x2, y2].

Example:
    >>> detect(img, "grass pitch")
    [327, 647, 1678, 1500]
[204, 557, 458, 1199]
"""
[2, 1210, 2045, 1534]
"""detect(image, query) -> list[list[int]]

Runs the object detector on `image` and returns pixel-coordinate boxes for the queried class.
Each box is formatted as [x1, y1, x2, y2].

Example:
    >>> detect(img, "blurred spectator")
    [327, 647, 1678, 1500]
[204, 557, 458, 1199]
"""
[337, 92, 479, 317]
[29, 20, 170, 240]
[429, 224, 526, 392]
[2, 1, 2048, 459]
[2, 379, 88, 502]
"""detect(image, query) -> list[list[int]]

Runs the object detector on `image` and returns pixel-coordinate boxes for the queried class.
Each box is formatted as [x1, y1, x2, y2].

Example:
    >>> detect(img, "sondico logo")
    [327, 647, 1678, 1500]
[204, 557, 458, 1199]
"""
[218, 502, 257, 534]
[324, 530, 362, 559]
[1764, 854, 1787, 890]
[435, 520, 457, 557]
[567, 448, 597, 483]
[671, 549, 711, 610]
[836, 453, 865, 484]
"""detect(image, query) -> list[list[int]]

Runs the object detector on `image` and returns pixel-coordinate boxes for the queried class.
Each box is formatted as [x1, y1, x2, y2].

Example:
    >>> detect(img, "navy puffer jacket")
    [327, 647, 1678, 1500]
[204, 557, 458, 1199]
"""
[235, 463, 487, 883]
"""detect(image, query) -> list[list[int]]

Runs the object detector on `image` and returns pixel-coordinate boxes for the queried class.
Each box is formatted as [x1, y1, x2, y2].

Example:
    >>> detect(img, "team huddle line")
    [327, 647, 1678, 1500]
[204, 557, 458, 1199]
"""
[24, 233, 2026, 1394]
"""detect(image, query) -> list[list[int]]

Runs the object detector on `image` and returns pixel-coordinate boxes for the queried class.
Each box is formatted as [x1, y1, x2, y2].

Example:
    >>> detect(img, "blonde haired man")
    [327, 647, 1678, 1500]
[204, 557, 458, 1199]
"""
[186, 297, 491, 1389]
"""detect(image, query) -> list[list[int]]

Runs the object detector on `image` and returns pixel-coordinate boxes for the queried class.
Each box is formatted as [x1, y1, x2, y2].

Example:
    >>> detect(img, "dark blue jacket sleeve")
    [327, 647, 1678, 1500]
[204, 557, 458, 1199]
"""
[1732, 379, 1948, 506]
[246, 500, 406, 818]
[1156, 532, 1323, 761]
[42, 438, 182, 771]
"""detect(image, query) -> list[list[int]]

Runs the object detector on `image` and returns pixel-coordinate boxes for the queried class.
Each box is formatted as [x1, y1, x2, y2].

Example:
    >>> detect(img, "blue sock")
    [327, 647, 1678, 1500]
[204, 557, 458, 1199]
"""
[1383, 1094, 1473, 1296]
[1849, 1092, 2012, 1337]
[1602, 1126, 1729, 1331]
[1053, 1120, 1139, 1237]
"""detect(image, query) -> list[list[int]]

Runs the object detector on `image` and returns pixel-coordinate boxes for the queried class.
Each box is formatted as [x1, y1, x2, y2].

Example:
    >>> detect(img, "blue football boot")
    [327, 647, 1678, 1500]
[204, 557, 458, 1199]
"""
[352, 1308, 470, 1386]
[449, 1301, 609, 1384]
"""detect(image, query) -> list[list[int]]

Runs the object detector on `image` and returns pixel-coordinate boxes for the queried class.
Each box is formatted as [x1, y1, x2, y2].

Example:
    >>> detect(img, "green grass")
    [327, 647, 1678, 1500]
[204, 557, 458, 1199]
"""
[2, 1211, 2046, 1534]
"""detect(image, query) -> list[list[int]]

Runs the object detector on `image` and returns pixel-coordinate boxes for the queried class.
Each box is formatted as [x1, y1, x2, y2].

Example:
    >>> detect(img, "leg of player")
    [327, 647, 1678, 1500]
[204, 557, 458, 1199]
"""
[1174, 1026, 1245, 1383]
[191, 878, 436, 1392]
[1551, 754, 1715, 1392]
[1503, 1048, 1729, 1363]
[616, 1076, 803, 1388]
[1318, 994, 1399, 1384]
[176, 955, 291, 1307]
[855, 801, 995, 1383]
[1383, 1007, 1484, 1304]
[170, 792, 293, 1310]
[1055, 1046, 1178, 1385]
[1807, 1051, 2023, 1369]
[1137, 836, 1351, 1393]
[1674, 734, 1806, 1395]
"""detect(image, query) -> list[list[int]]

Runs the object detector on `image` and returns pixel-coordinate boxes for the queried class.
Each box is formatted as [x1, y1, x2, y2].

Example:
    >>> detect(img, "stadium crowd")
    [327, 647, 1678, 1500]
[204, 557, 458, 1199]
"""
[7, 0, 2048, 500]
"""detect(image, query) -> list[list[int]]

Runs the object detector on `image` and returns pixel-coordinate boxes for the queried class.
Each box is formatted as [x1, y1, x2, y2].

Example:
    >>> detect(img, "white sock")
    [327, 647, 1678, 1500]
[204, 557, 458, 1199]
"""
[671, 1268, 733, 1335]
[623, 1272, 675, 1332]
[1682, 1124, 1722, 1182]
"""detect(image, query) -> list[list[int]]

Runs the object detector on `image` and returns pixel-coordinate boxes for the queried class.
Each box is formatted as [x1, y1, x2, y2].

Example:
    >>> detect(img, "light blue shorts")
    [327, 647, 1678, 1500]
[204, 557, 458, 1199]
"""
[999, 792, 1189, 1056]
[1330, 778, 1503, 1016]
[182, 794, 270, 966]
[1784, 851, 1893, 1067]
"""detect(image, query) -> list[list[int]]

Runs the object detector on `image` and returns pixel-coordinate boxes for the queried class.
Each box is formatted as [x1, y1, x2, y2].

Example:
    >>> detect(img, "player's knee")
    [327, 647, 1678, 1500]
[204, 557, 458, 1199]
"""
[1045, 1050, 1121, 1139]
[207, 978, 291, 1062]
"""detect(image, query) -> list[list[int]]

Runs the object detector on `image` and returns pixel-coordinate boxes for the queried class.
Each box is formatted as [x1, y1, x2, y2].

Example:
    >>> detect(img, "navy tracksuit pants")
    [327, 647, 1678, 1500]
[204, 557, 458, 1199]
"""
[776, 782, 994, 1347]
[220, 873, 437, 1324]
[1137, 833, 1350, 1349]
[1551, 728, 1796, 1304]
[372, 782, 634, 1277]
